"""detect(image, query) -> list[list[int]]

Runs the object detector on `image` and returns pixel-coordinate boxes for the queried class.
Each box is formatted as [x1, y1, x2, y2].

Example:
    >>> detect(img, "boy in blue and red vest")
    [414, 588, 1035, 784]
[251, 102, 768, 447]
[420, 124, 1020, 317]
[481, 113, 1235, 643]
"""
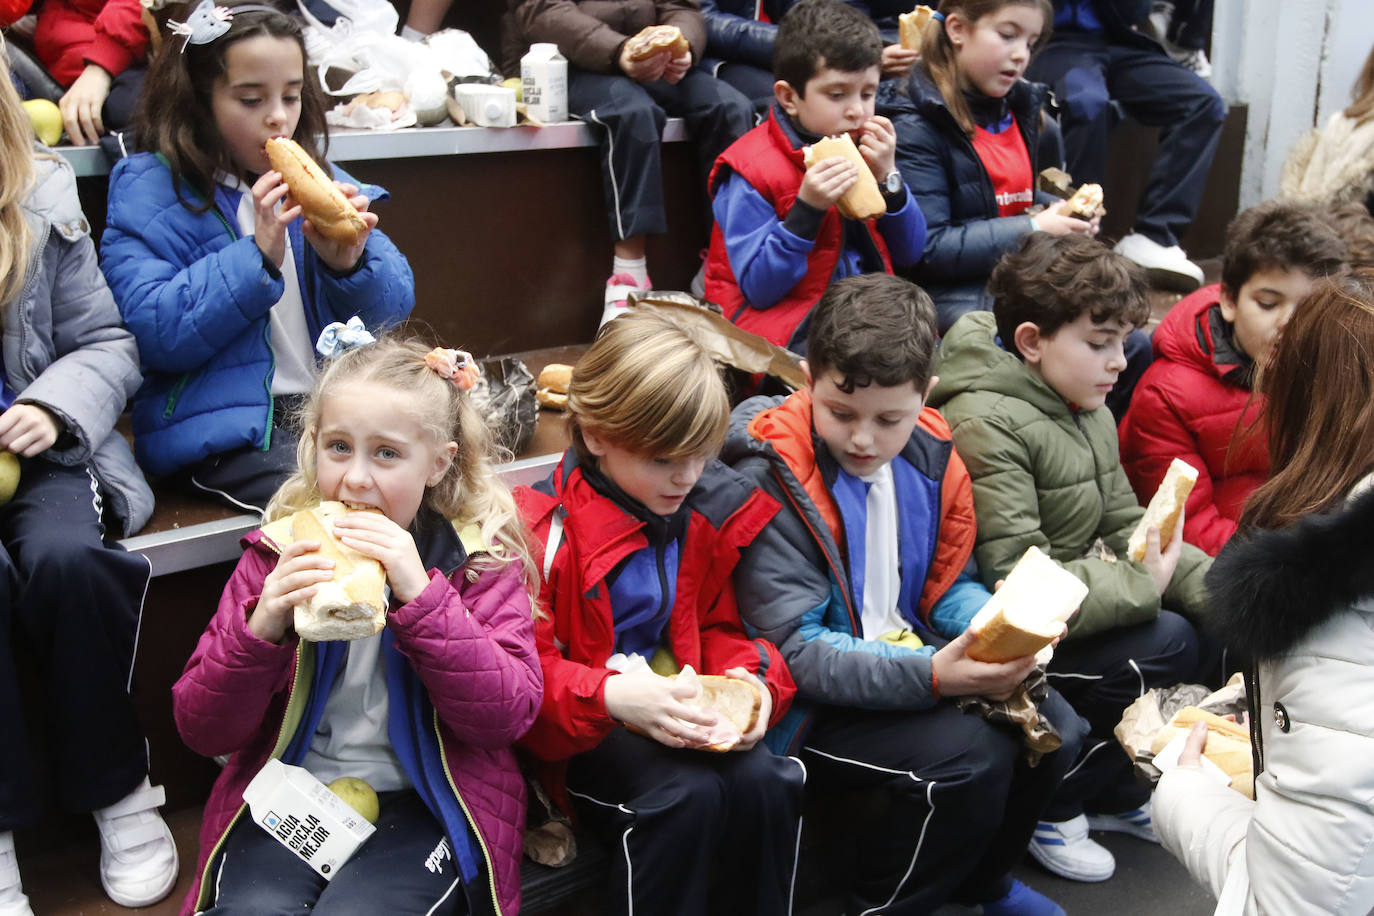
[703, 0, 926, 351]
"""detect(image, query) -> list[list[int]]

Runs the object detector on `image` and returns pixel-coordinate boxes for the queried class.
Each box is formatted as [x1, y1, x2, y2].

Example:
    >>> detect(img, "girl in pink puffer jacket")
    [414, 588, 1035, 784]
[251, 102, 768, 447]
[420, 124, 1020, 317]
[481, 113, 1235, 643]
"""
[172, 333, 543, 916]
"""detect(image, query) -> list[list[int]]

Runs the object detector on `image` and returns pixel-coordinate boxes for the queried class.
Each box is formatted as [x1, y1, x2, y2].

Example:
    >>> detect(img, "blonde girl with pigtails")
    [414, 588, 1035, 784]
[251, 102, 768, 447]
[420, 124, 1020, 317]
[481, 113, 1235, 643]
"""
[173, 327, 541, 916]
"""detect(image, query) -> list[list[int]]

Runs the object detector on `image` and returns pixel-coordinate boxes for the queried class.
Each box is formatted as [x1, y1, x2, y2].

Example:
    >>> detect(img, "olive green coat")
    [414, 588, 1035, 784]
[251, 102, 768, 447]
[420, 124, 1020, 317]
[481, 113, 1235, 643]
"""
[928, 312, 1211, 638]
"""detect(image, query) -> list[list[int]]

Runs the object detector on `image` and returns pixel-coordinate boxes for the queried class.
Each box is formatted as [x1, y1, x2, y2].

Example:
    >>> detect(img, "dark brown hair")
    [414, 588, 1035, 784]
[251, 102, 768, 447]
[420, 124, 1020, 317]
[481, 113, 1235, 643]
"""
[1240, 270, 1374, 530]
[807, 273, 939, 392]
[1324, 203, 1374, 270]
[136, 1, 330, 212]
[1220, 200, 1347, 297]
[1344, 42, 1374, 125]
[990, 233, 1150, 355]
[773, 0, 882, 97]
[920, 0, 1053, 137]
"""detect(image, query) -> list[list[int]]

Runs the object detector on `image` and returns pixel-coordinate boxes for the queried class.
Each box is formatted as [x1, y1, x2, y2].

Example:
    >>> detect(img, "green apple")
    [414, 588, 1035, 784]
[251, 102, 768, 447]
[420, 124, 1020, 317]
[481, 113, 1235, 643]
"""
[21, 99, 62, 147]
[0, 452, 19, 505]
[326, 776, 379, 824]
[502, 76, 523, 102]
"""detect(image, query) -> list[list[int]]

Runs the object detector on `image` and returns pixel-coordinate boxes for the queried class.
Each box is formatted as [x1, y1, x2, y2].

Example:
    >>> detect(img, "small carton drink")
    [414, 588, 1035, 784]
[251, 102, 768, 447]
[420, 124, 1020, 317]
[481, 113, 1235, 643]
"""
[243, 759, 376, 879]
[521, 43, 568, 123]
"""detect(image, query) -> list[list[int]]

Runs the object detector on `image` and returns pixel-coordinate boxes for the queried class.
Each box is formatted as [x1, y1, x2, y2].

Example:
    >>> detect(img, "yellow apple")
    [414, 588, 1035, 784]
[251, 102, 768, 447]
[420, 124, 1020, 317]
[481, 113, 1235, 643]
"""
[21, 99, 62, 147]
[326, 776, 379, 824]
[0, 452, 19, 505]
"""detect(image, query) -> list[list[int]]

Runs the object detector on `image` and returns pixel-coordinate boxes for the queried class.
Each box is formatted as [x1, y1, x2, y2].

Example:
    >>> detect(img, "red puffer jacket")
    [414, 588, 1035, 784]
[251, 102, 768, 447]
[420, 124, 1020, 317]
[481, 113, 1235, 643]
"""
[33, 0, 148, 86]
[1118, 285, 1269, 556]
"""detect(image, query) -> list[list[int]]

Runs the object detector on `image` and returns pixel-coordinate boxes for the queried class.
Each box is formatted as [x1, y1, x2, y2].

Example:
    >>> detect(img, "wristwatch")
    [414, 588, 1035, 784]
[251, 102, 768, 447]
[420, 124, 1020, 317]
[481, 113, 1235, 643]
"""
[882, 170, 903, 195]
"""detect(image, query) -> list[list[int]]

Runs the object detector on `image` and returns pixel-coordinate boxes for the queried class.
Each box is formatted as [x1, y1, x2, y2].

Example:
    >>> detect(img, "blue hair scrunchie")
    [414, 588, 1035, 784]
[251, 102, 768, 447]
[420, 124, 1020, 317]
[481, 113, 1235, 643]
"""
[931, 10, 945, 23]
[316, 316, 376, 359]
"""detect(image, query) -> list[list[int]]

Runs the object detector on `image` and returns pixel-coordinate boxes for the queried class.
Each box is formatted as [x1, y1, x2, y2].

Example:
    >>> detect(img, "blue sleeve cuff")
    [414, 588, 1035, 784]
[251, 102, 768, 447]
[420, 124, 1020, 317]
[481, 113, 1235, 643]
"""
[928, 571, 993, 639]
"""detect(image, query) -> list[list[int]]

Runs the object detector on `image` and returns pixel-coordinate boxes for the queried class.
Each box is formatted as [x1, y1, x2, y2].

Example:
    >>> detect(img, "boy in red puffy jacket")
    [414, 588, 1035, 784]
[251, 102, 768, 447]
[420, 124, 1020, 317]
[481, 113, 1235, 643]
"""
[1118, 201, 1347, 555]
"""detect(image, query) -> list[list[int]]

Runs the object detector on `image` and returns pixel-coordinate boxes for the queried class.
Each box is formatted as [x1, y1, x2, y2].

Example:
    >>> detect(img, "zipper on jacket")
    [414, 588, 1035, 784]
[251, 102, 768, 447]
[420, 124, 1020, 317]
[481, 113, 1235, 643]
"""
[654, 538, 672, 632]
[162, 373, 190, 419]
[432, 710, 505, 916]
[11, 220, 51, 382]
[260, 322, 276, 451]
[194, 640, 313, 911]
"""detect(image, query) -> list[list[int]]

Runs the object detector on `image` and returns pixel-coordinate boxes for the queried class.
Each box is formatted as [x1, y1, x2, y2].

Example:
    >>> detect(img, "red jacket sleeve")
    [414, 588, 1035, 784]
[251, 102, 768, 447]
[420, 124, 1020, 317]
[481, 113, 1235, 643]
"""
[172, 545, 298, 759]
[698, 577, 795, 727]
[87, 0, 149, 78]
[1120, 375, 1235, 556]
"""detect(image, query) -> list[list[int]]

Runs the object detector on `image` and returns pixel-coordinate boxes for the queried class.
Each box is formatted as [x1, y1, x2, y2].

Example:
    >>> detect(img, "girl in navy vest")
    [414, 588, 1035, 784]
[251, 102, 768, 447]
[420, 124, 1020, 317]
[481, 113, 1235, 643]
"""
[100, 1, 414, 513]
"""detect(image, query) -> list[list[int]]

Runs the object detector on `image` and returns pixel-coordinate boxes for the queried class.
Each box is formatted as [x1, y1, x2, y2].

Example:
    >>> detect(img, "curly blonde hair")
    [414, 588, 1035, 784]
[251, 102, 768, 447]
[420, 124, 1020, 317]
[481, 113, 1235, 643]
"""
[265, 335, 540, 610]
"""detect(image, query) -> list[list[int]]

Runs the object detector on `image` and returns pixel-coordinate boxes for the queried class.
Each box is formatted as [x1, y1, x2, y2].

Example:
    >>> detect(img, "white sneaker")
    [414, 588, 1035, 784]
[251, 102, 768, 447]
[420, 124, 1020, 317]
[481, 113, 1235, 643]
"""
[1114, 233, 1205, 292]
[1028, 815, 1116, 882]
[93, 778, 179, 908]
[0, 832, 34, 916]
[1169, 47, 1212, 79]
[1087, 801, 1159, 843]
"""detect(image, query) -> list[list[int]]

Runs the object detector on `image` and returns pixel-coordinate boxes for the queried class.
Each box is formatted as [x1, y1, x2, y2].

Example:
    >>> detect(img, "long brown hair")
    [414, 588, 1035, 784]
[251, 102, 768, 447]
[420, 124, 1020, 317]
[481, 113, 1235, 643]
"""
[1344, 42, 1374, 125]
[0, 41, 35, 310]
[1240, 269, 1374, 531]
[920, 0, 1053, 137]
[136, 1, 329, 212]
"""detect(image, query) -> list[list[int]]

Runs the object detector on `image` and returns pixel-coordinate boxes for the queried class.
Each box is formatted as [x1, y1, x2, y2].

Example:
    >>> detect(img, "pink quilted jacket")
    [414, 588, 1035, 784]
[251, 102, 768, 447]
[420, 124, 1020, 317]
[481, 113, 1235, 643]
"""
[172, 528, 541, 915]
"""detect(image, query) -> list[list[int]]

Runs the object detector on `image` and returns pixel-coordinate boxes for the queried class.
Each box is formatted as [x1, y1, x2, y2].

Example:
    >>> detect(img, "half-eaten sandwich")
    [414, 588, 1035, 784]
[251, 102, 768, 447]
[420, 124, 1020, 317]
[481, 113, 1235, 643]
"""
[273, 501, 388, 641]
[966, 545, 1088, 663]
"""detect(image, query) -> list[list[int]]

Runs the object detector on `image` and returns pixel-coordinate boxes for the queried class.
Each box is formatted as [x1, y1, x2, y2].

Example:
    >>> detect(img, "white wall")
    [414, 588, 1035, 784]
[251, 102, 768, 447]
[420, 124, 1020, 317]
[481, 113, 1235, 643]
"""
[1213, 0, 1372, 208]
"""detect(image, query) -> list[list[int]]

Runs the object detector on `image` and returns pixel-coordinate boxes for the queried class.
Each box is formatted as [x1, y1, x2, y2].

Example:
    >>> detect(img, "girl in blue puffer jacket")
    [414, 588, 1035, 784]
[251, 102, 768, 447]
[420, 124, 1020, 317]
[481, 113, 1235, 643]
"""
[100, 1, 414, 512]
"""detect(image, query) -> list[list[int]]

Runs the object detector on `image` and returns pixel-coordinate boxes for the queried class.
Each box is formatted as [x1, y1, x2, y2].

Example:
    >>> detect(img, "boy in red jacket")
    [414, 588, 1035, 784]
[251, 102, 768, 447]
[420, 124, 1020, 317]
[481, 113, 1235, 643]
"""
[1119, 200, 1347, 555]
[516, 311, 801, 916]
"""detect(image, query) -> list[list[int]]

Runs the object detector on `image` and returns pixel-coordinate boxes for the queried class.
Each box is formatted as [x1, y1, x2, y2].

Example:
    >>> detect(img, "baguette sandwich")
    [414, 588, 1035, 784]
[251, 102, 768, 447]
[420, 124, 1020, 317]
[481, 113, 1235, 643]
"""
[624, 24, 690, 61]
[1150, 705, 1253, 797]
[536, 362, 572, 410]
[967, 545, 1088, 663]
[802, 133, 886, 221]
[265, 137, 368, 248]
[285, 501, 388, 642]
[898, 5, 935, 50]
[1065, 182, 1103, 219]
[626, 666, 762, 752]
[1127, 458, 1199, 562]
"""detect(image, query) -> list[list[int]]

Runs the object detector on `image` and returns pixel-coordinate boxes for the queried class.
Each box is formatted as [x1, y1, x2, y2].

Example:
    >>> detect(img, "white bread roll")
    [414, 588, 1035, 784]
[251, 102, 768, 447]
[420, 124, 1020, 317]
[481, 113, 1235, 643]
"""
[265, 137, 368, 247]
[290, 501, 387, 642]
[1128, 458, 1199, 562]
[967, 545, 1088, 662]
[1150, 705, 1253, 797]
[898, 5, 934, 50]
[802, 133, 887, 221]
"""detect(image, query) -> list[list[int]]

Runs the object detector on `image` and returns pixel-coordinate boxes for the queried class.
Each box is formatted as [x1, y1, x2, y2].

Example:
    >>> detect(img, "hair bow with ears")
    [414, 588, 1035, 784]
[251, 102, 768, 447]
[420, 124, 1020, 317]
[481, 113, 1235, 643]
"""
[424, 348, 480, 390]
[166, 0, 281, 50]
[316, 316, 376, 359]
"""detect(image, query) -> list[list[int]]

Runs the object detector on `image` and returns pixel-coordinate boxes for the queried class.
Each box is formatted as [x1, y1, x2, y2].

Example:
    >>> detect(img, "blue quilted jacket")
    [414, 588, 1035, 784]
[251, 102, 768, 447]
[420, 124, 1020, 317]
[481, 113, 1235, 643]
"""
[100, 152, 415, 477]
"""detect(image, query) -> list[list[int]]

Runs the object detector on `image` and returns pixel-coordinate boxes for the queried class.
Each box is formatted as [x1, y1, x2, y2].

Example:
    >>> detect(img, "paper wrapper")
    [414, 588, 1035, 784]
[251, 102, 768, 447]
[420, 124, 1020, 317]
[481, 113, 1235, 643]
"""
[1114, 672, 1248, 785]
[325, 101, 417, 131]
[626, 291, 804, 389]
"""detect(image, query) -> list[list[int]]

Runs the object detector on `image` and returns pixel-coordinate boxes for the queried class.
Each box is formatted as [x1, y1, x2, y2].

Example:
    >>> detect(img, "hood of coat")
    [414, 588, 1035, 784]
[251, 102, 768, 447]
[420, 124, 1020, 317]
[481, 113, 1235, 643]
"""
[1152, 284, 1250, 384]
[1207, 478, 1374, 661]
[928, 311, 1076, 419]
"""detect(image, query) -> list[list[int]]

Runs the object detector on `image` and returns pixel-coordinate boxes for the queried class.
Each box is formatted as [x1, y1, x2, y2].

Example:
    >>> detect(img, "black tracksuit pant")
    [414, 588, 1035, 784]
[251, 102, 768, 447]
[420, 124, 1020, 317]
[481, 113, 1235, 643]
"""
[1027, 32, 1226, 248]
[566, 727, 806, 916]
[0, 459, 151, 829]
[568, 67, 755, 241]
[800, 689, 1085, 914]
